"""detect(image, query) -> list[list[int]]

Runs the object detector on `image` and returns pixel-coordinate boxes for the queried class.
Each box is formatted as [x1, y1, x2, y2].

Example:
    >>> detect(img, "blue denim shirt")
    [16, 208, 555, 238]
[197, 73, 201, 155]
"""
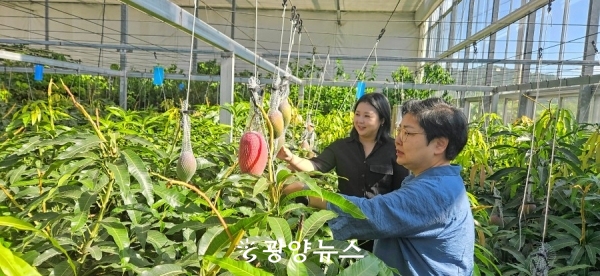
[326, 165, 474, 275]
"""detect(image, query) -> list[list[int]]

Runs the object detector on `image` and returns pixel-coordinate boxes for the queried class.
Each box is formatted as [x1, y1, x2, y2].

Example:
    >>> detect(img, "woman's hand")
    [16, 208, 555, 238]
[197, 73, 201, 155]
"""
[276, 146, 293, 162]
[281, 181, 306, 196]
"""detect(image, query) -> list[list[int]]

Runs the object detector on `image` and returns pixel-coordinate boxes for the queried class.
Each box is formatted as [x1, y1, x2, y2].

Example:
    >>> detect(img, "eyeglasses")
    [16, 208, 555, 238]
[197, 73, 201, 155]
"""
[396, 127, 425, 142]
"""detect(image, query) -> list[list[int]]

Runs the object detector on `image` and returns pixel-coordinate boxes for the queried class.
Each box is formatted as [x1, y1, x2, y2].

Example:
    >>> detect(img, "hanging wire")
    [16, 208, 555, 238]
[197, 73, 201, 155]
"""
[340, 0, 401, 112]
[253, 0, 258, 77]
[96, 0, 107, 68]
[184, 0, 199, 108]
[518, 4, 551, 251]
[284, 13, 300, 73]
[276, 0, 289, 76]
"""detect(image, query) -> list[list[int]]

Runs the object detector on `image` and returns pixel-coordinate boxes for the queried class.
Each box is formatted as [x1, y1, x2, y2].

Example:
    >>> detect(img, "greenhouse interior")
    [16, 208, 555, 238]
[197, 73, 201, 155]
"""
[0, 0, 599, 275]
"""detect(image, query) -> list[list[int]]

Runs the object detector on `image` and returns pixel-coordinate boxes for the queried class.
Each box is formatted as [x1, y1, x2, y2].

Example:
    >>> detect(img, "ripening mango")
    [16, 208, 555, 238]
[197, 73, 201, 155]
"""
[268, 110, 285, 138]
[278, 99, 292, 129]
[238, 131, 268, 176]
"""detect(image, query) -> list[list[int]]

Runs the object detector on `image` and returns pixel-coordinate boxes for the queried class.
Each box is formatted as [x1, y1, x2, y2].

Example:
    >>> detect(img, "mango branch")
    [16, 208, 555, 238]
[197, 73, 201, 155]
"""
[78, 176, 115, 272]
[264, 114, 275, 183]
[2, 103, 16, 120]
[207, 230, 245, 276]
[151, 172, 233, 240]
[249, 94, 274, 183]
[60, 79, 107, 143]
[0, 184, 24, 211]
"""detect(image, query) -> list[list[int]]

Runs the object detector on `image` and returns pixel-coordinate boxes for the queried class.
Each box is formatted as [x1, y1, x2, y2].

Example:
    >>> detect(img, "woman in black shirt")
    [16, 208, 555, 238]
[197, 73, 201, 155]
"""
[277, 92, 410, 252]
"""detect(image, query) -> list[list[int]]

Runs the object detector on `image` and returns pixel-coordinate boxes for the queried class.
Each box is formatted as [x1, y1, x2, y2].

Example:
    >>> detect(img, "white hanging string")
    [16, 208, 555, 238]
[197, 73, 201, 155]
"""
[253, 0, 258, 77]
[518, 5, 550, 251]
[276, 1, 289, 77]
[184, 0, 199, 109]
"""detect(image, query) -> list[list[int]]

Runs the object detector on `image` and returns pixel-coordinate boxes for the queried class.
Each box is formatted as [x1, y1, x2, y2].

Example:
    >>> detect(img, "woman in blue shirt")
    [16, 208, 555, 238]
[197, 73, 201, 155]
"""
[283, 97, 475, 275]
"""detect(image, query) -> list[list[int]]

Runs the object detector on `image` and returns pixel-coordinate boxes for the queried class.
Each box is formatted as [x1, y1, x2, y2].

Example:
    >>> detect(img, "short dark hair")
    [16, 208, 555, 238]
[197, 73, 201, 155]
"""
[401, 97, 468, 160]
[350, 92, 392, 143]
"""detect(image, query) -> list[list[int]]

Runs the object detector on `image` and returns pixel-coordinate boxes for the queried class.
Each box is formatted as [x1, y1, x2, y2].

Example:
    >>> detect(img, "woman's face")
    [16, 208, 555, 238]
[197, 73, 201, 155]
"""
[353, 102, 382, 140]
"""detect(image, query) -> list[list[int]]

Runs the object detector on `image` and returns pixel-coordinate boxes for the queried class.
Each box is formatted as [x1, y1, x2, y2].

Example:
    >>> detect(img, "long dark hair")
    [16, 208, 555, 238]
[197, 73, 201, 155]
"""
[350, 92, 392, 143]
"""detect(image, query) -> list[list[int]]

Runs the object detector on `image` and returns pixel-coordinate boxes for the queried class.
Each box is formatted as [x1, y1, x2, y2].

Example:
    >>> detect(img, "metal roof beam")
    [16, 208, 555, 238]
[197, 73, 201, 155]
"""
[119, 0, 303, 84]
[493, 74, 600, 93]
[0, 50, 123, 76]
[436, 0, 547, 60]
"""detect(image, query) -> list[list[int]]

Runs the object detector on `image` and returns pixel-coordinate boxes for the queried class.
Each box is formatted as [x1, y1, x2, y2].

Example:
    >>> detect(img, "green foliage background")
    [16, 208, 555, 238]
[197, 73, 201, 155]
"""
[0, 45, 599, 276]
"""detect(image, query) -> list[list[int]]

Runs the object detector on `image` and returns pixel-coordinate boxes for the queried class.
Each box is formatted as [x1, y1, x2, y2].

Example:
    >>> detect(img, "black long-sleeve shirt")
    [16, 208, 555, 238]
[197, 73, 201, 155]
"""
[309, 135, 409, 198]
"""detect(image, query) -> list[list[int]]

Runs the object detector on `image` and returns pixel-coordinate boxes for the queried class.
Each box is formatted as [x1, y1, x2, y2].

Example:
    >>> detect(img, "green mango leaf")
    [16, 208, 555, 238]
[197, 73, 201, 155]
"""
[299, 210, 338, 242]
[57, 158, 96, 186]
[252, 177, 269, 197]
[42, 159, 68, 179]
[267, 217, 293, 247]
[101, 218, 131, 251]
[0, 243, 42, 276]
[294, 172, 322, 198]
[548, 264, 590, 275]
[203, 214, 267, 257]
[197, 156, 217, 170]
[88, 246, 103, 261]
[146, 230, 171, 251]
[12, 136, 41, 156]
[286, 258, 308, 276]
[51, 260, 75, 276]
[121, 149, 154, 206]
[124, 135, 168, 159]
[568, 245, 584, 266]
[0, 216, 76, 274]
[33, 248, 61, 266]
[77, 192, 97, 214]
[283, 190, 366, 219]
[584, 244, 597, 266]
[304, 261, 326, 276]
[547, 215, 581, 239]
[7, 165, 27, 185]
[486, 167, 525, 182]
[197, 226, 224, 256]
[165, 220, 222, 235]
[107, 162, 140, 225]
[70, 212, 88, 234]
[56, 135, 103, 160]
[547, 235, 579, 252]
[140, 264, 185, 276]
[338, 254, 382, 276]
[553, 156, 584, 175]
[276, 169, 292, 184]
[499, 246, 526, 265]
[280, 203, 307, 215]
[556, 146, 581, 165]
[153, 183, 185, 208]
[0, 216, 38, 232]
[204, 255, 273, 276]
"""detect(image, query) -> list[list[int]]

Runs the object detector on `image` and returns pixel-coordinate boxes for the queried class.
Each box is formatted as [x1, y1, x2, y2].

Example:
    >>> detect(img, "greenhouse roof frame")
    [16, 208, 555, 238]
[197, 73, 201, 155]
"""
[119, 0, 303, 84]
[2, 39, 599, 67]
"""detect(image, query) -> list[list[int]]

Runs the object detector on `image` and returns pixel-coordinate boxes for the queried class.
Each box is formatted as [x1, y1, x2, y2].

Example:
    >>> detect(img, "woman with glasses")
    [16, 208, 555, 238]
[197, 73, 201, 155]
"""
[276, 92, 409, 253]
[282, 97, 475, 275]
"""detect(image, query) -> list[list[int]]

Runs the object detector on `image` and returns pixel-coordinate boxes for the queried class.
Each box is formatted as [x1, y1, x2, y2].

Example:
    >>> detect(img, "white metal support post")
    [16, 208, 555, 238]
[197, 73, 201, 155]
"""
[119, 4, 128, 110]
[577, 0, 600, 123]
[220, 52, 235, 143]
[45, 0, 49, 50]
[459, 0, 475, 111]
[485, 0, 500, 114]
[517, 9, 537, 118]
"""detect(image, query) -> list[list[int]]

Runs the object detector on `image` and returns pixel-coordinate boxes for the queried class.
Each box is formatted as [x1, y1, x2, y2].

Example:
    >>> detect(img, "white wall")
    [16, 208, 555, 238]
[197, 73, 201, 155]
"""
[0, 2, 420, 82]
